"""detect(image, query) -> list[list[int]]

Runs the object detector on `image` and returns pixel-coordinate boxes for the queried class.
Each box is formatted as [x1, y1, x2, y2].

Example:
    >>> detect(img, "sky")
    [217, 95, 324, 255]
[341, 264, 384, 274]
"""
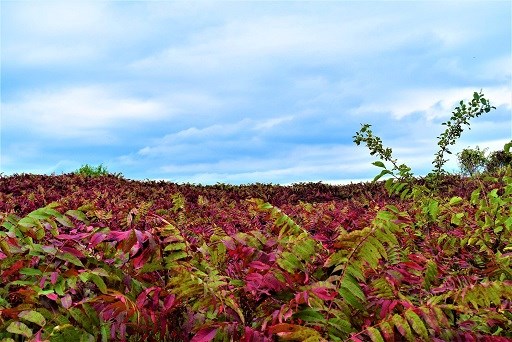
[1, 1, 511, 185]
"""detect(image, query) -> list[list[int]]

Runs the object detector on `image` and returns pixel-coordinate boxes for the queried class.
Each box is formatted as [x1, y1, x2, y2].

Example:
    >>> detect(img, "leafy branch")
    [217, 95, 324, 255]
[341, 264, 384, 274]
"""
[432, 91, 495, 178]
[354, 91, 495, 193]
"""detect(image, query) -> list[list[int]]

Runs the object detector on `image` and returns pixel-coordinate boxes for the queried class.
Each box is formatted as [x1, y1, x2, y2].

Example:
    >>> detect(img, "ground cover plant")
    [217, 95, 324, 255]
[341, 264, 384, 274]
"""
[0, 92, 511, 341]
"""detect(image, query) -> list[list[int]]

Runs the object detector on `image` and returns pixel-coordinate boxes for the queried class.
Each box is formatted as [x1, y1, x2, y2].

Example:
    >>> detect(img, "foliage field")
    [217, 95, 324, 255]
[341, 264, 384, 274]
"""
[0, 172, 511, 341]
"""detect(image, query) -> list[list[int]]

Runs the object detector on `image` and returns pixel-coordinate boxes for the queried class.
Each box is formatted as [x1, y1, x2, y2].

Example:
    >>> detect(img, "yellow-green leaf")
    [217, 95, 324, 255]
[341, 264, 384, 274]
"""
[340, 274, 365, 301]
[293, 307, 325, 323]
[18, 310, 46, 327]
[89, 273, 107, 294]
[277, 251, 302, 273]
[56, 252, 84, 267]
[7, 321, 33, 338]
[367, 327, 384, 342]
[404, 309, 429, 340]
[391, 314, 413, 341]
[339, 286, 364, 310]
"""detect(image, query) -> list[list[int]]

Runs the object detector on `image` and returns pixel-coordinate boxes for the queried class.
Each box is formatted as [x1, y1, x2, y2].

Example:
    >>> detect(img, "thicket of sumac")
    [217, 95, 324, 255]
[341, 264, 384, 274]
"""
[0, 172, 511, 341]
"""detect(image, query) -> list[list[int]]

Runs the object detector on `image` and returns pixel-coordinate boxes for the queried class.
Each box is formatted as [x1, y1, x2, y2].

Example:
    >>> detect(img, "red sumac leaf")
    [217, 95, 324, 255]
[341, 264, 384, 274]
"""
[50, 272, 59, 285]
[39, 275, 47, 288]
[108, 230, 132, 242]
[243, 326, 267, 342]
[402, 261, 423, 271]
[61, 246, 85, 258]
[249, 260, 271, 271]
[163, 294, 176, 311]
[89, 232, 108, 248]
[46, 293, 58, 301]
[190, 327, 217, 342]
[56, 233, 89, 241]
[295, 290, 309, 305]
[312, 287, 336, 301]
[2, 259, 24, 277]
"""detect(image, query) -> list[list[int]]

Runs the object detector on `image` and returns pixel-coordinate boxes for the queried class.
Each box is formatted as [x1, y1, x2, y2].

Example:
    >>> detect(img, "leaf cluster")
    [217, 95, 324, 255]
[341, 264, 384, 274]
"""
[73, 164, 123, 178]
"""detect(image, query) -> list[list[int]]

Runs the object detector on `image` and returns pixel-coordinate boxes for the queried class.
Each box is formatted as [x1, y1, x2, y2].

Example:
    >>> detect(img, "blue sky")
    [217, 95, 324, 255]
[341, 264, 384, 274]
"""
[1, 1, 511, 185]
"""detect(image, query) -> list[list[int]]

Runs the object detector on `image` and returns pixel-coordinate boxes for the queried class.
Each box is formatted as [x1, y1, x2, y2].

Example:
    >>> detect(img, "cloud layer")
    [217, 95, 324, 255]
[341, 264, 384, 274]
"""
[2, 1, 511, 183]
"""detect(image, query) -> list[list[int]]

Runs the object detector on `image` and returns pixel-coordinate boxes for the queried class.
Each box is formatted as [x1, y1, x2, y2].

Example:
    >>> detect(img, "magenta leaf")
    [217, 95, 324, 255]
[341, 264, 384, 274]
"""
[190, 327, 218, 342]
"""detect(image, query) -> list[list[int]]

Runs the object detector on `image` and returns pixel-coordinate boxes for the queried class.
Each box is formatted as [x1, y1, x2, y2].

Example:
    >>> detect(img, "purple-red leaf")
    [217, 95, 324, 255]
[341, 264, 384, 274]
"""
[61, 294, 72, 309]
[190, 327, 217, 342]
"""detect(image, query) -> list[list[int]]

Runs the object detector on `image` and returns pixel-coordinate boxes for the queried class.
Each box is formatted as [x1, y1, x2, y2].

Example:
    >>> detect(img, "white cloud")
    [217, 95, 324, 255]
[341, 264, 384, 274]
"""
[2, 86, 166, 142]
[355, 86, 512, 120]
[137, 116, 295, 158]
[478, 55, 512, 82]
[130, 10, 447, 76]
[2, 2, 151, 66]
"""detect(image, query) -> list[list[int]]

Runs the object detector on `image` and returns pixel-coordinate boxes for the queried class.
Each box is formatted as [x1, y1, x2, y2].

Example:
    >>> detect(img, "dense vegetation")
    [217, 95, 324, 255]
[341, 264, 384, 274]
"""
[0, 92, 511, 341]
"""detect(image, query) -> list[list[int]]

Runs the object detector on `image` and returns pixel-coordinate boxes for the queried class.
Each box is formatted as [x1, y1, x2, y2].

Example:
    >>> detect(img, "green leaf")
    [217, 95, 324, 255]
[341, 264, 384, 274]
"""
[405, 309, 429, 340]
[164, 242, 187, 251]
[448, 196, 463, 206]
[328, 317, 353, 333]
[56, 252, 84, 267]
[505, 141, 512, 153]
[165, 251, 189, 263]
[18, 217, 38, 228]
[65, 210, 88, 222]
[35, 226, 46, 240]
[470, 189, 481, 204]
[19, 310, 46, 327]
[450, 212, 465, 226]
[358, 241, 381, 269]
[20, 268, 42, 276]
[68, 307, 93, 333]
[425, 260, 438, 290]
[391, 314, 413, 341]
[367, 236, 387, 260]
[89, 273, 107, 294]
[27, 209, 51, 220]
[345, 264, 365, 281]
[101, 324, 110, 342]
[277, 252, 302, 273]
[55, 215, 74, 228]
[7, 321, 33, 338]
[138, 261, 164, 273]
[293, 307, 325, 323]
[367, 327, 385, 342]
[292, 238, 317, 261]
[373, 169, 391, 182]
[339, 286, 364, 310]
[372, 161, 386, 168]
[340, 274, 365, 301]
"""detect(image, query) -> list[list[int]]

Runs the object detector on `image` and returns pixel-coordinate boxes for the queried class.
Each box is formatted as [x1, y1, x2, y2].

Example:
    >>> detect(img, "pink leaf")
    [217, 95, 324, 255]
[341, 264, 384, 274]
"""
[46, 293, 58, 301]
[190, 327, 217, 342]
[248, 261, 270, 271]
[89, 232, 107, 248]
[39, 275, 48, 289]
[108, 230, 132, 242]
[312, 287, 336, 301]
[61, 294, 72, 309]
[61, 246, 85, 258]
[163, 294, 176, 311]
[56, 233, 89, 241]
[51, 271, 59, 285]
